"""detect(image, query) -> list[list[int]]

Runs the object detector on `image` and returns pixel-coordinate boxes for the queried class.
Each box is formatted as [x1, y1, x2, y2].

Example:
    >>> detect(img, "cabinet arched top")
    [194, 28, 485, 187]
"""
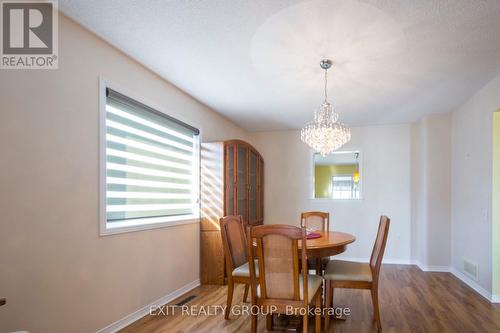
[223, 139, 263, 161]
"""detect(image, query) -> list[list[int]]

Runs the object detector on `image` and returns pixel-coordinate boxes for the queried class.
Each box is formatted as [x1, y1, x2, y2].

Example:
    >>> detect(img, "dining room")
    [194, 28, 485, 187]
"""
[1, 1, 500, 333]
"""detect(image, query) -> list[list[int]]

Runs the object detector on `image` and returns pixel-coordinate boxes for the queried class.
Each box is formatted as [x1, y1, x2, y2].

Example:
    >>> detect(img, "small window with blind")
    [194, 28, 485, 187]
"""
[100, 85, 200, 235]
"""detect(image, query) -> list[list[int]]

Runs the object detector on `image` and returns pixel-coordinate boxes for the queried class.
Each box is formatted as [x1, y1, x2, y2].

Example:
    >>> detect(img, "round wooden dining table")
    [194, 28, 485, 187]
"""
[300, 231, 356, 258]
[251, 230, 356, 275]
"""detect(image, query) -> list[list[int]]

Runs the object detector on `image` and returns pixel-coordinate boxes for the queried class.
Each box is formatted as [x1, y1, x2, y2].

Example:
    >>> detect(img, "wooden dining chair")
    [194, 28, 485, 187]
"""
[220, 215, 257, 320]
[246, 224, 323, 333]
[301, 211, 330, 274]
[324, 216, 390, 331]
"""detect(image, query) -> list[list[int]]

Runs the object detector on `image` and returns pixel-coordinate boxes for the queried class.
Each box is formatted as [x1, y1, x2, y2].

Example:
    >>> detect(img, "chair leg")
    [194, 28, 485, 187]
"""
[371, 287, 381, 330]
[251, 312, 257, 333]
[315, 292, 321, 333]
[225, 280, 234, 320]
[303, 312, 308, 333]
[243, 284, 249, 303]
[266, 313, 273, 330]
[325, 280, 332, 331]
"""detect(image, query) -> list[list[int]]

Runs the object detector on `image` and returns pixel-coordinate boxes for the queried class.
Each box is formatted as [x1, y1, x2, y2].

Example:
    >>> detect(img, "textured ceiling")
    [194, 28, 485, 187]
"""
[59, 0, 500, 131]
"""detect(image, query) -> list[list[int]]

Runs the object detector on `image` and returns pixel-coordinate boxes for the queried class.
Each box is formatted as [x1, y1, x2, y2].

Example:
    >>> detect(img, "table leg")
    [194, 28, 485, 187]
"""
[315, 258, 322, 275]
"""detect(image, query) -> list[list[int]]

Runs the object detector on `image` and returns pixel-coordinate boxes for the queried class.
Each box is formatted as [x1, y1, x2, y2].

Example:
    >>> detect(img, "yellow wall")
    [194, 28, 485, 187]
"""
[493, 110, 500, 295]
[314, 164, 358, 198]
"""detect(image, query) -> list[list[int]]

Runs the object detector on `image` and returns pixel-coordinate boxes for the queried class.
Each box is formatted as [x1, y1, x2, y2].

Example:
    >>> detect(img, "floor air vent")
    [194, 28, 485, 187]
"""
[463, 258, 478, 281]
[174, 295, 197, 306]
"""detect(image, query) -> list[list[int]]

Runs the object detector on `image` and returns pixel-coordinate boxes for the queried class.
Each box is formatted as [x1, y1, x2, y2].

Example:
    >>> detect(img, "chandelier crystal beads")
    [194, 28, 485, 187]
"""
[300, 59, 351, 156]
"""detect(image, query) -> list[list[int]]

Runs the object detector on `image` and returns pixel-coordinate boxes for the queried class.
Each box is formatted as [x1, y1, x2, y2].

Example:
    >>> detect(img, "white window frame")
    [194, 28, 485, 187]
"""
[99, 78, 200, 236]
[309, 149, 364, 201]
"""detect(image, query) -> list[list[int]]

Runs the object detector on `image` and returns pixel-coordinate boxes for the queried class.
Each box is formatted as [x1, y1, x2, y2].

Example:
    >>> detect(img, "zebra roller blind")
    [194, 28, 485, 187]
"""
[104, 88, 200, 227]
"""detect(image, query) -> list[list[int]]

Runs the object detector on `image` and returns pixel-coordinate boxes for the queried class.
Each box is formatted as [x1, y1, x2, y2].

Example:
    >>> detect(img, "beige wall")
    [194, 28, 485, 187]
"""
[0, 15, 248, 332]
[451, 72, 500, 293]
[411, 113, 451, 269]
[492, 110, 500, 295]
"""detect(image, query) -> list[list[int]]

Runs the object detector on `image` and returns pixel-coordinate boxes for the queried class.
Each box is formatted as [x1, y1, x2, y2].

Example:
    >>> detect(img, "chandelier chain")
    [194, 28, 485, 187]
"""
[324, 68, 328, 102]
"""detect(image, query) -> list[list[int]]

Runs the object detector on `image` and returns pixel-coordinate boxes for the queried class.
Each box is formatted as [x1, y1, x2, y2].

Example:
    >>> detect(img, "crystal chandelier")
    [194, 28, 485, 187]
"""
[301, 59, 351, 156]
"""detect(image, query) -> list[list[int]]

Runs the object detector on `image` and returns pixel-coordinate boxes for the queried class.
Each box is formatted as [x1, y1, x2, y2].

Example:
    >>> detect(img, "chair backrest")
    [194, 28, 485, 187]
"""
[369, 216, 390, 282]
[247, 224, 308, 306]
[220, 215, 248, 273]
[301, 211, 329, 232]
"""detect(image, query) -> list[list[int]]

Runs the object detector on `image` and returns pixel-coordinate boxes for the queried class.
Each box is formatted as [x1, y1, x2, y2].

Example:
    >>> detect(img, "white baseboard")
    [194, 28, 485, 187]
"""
[412, 262, 495, 302]
[420, 266, 450, 272]
[414, 261, 450, 272]
[449, 268, 492, 302]
[382, 258, 416, 265]
[96, 279, 200, 333]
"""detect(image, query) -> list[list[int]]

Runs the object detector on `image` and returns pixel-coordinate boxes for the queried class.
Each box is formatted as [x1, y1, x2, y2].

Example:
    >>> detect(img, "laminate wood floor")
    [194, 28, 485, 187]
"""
[120, 265, 500, 333]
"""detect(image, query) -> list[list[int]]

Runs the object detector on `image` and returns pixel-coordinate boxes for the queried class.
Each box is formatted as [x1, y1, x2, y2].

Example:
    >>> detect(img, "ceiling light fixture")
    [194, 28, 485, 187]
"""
[300, 59, 351, 156]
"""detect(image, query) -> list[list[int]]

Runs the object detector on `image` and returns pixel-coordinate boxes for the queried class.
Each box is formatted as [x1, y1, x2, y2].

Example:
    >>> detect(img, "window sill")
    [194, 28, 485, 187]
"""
[100, 215, 200, 236]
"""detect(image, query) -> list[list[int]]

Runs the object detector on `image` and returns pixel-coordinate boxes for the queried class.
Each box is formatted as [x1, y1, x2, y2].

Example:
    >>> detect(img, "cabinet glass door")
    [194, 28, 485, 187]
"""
[237, 145, 247, 223]
[225, 144, 235, 215]
[258, 157, 264, 221]
[249, 150, 257, 223]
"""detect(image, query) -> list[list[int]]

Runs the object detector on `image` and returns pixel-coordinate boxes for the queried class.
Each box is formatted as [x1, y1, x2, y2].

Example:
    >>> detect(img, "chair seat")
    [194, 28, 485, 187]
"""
[232, 259, 259, 278]
[257, 275, 323, 304]
[324, 260, 372, 282]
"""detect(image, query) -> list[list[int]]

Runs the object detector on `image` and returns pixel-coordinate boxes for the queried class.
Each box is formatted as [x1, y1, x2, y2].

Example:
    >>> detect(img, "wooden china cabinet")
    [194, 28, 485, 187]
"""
[200, 140, 264, 284]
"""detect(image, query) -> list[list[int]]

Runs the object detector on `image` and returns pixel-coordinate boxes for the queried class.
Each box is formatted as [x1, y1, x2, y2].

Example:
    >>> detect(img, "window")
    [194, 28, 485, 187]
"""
[332, 175, 359, 199]
[100, 86, 200, 235]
